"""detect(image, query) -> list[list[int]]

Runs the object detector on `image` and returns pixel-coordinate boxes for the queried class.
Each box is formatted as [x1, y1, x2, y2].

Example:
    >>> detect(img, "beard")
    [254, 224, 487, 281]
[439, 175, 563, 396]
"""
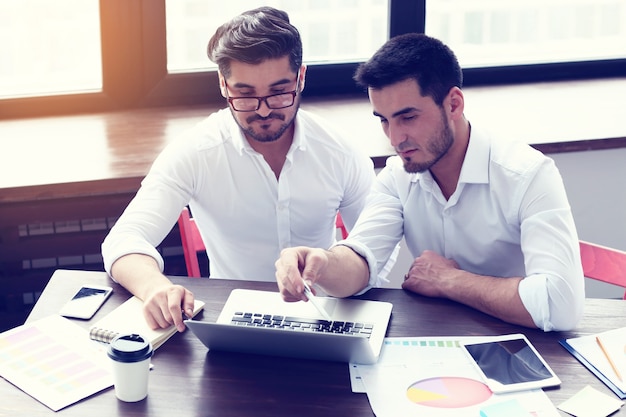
[232, 102, 299, 143]
[403, 111, 454, 173]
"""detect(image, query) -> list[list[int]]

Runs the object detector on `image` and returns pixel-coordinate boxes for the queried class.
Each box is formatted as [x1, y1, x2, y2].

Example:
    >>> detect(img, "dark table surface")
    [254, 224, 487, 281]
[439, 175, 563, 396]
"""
[3, 269, 626, 416]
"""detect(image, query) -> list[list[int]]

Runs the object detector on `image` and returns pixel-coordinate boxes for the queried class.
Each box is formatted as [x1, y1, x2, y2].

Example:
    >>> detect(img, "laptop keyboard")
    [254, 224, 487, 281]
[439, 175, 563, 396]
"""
[230, 312, 373, 338]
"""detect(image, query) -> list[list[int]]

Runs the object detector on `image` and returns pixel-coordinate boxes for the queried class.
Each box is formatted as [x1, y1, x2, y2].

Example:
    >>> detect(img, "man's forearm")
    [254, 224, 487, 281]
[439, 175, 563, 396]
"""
[317, 245, 370, 298]
[110, 254, 173, 301]
[445, 271, 535, 328]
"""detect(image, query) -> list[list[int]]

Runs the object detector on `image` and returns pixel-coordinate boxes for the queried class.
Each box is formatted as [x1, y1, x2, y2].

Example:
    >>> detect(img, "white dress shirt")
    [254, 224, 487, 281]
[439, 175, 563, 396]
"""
[341, 125, 585, 331]
[102, 108, 375, 281]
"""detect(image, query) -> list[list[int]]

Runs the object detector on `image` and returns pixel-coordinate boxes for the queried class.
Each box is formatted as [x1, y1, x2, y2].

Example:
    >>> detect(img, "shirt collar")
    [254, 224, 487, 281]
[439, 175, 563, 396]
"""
[291, 112, 305, 150]
[412, 122, 490, 190]
[228, 110, 306, 158]
[457, 123, 490, 185]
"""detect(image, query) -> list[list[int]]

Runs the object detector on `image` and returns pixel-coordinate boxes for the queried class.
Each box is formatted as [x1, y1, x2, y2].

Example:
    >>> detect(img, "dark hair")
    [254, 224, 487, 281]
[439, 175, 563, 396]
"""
[207, 7, 303, 77]
[354, 33, 463, 106]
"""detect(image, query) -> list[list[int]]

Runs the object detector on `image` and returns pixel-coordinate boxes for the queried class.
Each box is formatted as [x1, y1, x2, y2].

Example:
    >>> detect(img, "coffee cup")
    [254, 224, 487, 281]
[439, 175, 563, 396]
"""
[107, 333, 153, 402]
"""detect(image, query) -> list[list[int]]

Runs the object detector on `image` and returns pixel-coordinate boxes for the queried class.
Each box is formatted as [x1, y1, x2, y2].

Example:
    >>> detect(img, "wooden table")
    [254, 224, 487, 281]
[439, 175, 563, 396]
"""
[3, 269, 626, 416]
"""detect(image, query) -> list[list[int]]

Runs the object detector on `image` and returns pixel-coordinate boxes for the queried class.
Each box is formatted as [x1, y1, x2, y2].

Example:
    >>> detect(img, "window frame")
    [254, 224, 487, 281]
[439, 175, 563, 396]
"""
[1, 0, 624, 119]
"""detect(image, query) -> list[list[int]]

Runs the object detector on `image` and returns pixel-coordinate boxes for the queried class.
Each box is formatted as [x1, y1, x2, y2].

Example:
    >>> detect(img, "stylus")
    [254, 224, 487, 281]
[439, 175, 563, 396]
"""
[302, 282, 332, 321]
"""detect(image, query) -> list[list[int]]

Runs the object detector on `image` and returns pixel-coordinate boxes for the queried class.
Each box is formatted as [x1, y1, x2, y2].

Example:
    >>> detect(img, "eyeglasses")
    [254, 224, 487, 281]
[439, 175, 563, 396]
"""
[227, 90, 297, 112]
[225, 72, 300, 112]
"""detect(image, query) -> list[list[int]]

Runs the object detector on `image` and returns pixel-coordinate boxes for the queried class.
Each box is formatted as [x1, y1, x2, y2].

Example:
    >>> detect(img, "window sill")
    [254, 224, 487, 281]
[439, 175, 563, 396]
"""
[1, 77, 624, 204]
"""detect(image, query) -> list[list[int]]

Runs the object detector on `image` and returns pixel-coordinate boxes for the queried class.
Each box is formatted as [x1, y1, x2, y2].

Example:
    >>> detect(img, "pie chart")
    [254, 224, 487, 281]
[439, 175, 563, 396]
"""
[406, 376, 492, 408]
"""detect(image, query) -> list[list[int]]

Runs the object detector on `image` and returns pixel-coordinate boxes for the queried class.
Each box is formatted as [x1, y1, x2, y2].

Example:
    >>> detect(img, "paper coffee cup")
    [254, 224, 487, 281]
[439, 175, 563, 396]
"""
[107, 334, 153, 402]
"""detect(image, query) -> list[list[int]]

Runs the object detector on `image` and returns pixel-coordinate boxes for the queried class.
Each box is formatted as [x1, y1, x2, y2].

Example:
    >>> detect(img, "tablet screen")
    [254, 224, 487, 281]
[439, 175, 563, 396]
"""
[461, 334, 560, 393]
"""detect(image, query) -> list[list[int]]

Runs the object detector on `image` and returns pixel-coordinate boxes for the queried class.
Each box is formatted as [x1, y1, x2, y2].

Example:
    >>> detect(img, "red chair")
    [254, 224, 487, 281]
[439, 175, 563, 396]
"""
[579, 240, 626, 299]
[335, 212, 348, 240]
[177, 207, 204, 278]
[177, 207, 349, 278]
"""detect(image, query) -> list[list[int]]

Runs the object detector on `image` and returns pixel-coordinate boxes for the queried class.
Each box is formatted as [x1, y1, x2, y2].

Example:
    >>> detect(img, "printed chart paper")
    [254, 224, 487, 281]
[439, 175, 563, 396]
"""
[0, 315, 113, 411]
[352, 337, 560, 417]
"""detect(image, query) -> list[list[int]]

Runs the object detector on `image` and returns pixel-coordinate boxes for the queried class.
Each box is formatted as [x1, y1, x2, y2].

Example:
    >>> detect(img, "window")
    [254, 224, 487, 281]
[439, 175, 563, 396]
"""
[426, 0, 626, 68]
[0, 0, 624, 119]
[0, 0, 101, 99]
[165, 0, 389, 73]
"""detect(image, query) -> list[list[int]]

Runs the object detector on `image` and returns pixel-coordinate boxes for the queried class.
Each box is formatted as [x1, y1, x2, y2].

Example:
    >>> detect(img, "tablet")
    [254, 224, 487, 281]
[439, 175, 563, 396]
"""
[460, 333, 561, 393]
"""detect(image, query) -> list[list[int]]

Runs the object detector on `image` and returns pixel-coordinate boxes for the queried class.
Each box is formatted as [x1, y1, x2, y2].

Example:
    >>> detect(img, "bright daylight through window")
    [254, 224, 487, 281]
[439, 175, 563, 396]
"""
[165, 0, 389, 73]
[0, 0, 102, 99]
[426, 0, 626, 67]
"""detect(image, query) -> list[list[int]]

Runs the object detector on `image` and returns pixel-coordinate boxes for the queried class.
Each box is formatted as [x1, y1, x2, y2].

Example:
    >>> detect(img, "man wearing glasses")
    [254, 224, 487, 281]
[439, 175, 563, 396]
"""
[101, 7, 377, 331]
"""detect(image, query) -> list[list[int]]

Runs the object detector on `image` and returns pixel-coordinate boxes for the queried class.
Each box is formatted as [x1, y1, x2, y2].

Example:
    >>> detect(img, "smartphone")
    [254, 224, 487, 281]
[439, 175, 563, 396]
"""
[59, 285, 113, 320]
[460, 333, 561, 393]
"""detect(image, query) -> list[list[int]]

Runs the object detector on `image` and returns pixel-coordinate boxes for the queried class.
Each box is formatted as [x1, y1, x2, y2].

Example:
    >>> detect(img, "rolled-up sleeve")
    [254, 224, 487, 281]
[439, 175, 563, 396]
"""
[331, 159, 407, 294]
[332, 240, 382, 295]
[516, 160, 585, 332]
[102, 138, 194, 277]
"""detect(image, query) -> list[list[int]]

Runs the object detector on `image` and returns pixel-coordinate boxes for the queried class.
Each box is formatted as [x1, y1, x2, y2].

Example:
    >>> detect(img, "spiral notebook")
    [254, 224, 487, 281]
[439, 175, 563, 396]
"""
[89, 296, 205, 350]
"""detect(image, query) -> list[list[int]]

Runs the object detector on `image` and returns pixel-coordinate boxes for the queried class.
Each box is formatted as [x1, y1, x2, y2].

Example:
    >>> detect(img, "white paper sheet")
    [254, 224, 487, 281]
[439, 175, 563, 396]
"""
[351, 337, 560, 417]
[0, 315, 113, 411]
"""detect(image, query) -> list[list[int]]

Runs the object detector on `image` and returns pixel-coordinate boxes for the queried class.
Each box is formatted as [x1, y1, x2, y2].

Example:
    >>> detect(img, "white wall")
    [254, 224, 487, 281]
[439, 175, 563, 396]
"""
[552, 147, 626, 298]
[378, 147, 626, 298]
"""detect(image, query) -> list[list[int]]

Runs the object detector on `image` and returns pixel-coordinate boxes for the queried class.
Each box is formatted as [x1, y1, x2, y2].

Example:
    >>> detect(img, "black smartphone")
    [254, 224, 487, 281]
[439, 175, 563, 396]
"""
[59, 285, 113, 320]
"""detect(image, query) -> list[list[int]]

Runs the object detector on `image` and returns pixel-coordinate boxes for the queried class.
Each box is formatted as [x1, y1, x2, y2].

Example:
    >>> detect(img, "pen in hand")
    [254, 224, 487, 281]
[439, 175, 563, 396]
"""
[302, 281, 332, 321]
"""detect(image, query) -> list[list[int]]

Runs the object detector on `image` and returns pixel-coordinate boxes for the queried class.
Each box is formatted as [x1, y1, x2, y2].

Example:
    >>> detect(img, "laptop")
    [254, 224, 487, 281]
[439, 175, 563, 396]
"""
[185, 289, 393, 364]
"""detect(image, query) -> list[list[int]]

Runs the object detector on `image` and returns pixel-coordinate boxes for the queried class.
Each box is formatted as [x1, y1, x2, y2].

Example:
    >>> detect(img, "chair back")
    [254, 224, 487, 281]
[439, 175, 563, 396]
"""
[177, 207, 205, 278]
[177, 208, 349, 278]
[579, 240, 626, 299]
[335, 212, 348, 240]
